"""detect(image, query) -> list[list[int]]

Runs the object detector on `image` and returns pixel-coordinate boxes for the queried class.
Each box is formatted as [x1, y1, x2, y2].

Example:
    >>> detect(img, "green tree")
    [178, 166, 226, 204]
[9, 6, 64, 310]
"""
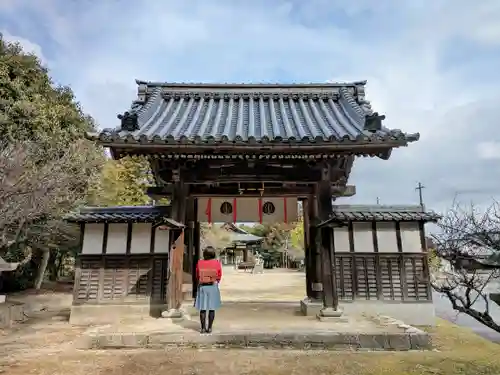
[290, 217, 304, 251]
[0, 35, 104, 290]
[88, 156, 154, 207]
[247, 223, 294, 267]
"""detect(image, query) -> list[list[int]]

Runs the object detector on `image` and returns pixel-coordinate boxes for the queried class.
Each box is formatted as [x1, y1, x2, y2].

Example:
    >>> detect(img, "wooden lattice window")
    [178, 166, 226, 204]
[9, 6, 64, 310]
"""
[355, 255, 378, 300]
[379, 255, 403, 300]
[127, 258, 150, 300]
[76, 258, 100, 301]
[335, 255, 354, 300]
[404, 256, 430, 300]
[102, 257, 127, 300]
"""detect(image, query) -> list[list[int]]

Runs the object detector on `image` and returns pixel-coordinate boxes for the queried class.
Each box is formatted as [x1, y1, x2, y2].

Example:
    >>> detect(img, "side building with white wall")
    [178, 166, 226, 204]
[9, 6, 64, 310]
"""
[316, 205, 440, 326]
[64, 206, 184, 325]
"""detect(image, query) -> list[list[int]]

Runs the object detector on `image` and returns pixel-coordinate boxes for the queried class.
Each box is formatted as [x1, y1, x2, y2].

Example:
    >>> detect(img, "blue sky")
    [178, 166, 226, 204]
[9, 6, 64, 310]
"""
[1, 0, 500, 213]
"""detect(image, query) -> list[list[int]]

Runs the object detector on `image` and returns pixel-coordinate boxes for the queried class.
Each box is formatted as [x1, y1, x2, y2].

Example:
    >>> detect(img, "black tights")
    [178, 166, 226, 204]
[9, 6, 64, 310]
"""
[199, 310, 215, 331]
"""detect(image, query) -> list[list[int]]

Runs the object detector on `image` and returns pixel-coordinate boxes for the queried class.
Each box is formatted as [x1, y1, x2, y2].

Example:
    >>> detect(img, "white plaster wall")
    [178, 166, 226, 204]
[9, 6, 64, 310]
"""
[400, 222, 422, 253]
[130, 223, 152, 254]
[106, 224, 128, 254]
[352, 222, 374, 252]
[376, 222, 398, 253]
[333, 226, 350, 252]
[340, 301, 436, 326]
[154, 227, 170, 253]
[81, 224, 104, 254]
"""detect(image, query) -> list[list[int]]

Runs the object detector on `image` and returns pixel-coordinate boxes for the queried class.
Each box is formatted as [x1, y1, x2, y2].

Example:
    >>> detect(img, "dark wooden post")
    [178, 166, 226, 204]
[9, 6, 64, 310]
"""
[308, 194, 323, 301]
[317, 165, 341, 318]
[184, 197, 196, 273]
[166, 178, 187, 313]
[192, 199, 200, 299]
[302, 198, 312, 299]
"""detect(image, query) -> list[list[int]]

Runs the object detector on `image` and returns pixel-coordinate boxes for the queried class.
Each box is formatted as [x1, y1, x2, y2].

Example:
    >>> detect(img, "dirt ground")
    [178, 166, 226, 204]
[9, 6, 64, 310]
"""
[1, 269, 500, 375]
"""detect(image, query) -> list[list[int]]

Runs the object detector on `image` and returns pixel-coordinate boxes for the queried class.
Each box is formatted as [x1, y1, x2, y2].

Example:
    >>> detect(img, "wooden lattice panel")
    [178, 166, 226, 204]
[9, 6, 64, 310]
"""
[355, 256, 378, 300]
[404, 256, 430, 300]
[101, 257, 127, 300]
[76, 258, 100, 301]
[379, 255, 403, 300]
[127, 258, 151, 300]
[335, 256, 354, 300]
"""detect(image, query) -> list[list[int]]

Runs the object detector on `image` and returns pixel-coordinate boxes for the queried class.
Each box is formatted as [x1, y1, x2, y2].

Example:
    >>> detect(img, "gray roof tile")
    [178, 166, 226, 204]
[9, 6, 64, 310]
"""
[64, 206, 183, 227]
[88, 81, 420, 146]
[318, 205, 441, 227]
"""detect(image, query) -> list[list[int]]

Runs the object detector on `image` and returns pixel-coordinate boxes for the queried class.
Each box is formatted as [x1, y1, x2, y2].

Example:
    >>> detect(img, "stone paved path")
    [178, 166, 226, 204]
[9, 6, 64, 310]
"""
[219, 266, 306, 302]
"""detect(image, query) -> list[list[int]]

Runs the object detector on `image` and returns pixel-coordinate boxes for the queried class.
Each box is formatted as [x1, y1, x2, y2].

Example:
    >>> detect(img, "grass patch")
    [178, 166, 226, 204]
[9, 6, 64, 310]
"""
[1, 319, 499, 375]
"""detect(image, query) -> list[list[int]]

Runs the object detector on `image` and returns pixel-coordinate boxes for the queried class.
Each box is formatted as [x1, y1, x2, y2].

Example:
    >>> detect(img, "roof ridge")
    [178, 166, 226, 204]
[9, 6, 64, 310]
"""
[135, 79, 367, 88]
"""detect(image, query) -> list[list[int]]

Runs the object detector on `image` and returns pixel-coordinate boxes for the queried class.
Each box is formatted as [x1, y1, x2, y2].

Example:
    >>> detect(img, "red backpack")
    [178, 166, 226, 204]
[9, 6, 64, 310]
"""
[198, 267, 218, 284]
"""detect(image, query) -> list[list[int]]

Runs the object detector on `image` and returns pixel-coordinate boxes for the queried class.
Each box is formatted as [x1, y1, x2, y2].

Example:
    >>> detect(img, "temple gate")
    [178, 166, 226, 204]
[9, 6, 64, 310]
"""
[66, 80, 439, 324]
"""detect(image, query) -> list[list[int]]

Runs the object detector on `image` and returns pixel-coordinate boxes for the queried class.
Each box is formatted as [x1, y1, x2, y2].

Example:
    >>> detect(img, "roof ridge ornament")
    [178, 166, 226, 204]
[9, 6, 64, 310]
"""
[364, 112, 386, 132]
[117, 111, 139, 131]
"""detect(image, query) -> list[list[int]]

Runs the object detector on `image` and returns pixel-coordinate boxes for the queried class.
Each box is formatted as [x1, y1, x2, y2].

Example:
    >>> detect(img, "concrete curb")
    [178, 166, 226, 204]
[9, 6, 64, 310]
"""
[77, 330, 431, 351]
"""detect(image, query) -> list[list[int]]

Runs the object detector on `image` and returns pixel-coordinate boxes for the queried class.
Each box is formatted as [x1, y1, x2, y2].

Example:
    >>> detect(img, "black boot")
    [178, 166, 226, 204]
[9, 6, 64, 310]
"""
[207, 310, 215, 333]
[199, 310, 207, 333]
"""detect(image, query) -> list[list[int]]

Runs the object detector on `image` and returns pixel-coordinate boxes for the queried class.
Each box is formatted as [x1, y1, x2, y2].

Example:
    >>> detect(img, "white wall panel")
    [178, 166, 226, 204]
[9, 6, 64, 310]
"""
[81, 223, 104, 254]
[400, 222, 422, 253]
[352, 222, 374, 252]
[376, 222, 398, 253]
[154, 227, 170, 253]
[333, 226, 350, 252]
[106, 224, 128, 254]
[130, 223, 152, 254]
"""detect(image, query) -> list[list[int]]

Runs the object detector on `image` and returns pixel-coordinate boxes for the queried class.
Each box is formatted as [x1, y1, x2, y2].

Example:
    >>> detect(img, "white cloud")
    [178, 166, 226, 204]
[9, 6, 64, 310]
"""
[1, 30, 47, 64]
[477, 142, 500, 160]
[2, 0, 500, 212]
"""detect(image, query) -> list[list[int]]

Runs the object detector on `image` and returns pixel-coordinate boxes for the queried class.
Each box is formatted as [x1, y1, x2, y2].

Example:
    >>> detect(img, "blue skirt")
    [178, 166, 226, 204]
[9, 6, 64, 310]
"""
[195, 283, 222, 311]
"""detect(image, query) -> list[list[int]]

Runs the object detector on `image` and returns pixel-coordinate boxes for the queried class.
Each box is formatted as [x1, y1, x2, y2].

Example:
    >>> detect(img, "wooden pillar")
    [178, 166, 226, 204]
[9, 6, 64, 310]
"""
[302, 198, 313, 299]
[243, 248, 248, 262]
[192, 199, 200, 299]
[308, 194, 323, 301]
[167, 180, 187, 311]
[184, 197, 196, 274]
[318, 165, 339, 313]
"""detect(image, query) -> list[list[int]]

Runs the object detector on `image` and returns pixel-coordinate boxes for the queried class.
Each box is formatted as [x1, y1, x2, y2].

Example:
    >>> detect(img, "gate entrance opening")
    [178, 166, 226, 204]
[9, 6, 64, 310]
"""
[67, 80, 439, 326]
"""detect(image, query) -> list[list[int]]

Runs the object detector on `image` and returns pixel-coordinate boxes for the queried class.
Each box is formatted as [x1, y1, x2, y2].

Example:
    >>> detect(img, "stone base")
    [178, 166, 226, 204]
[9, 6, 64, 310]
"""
[69, 303, 166, 326]
[160, 308, 190, 322]
[299, 297, 323, 316]
[0, 301, 26, 328]
[340, 301, 436, 326]
[317, 307, 345, 322]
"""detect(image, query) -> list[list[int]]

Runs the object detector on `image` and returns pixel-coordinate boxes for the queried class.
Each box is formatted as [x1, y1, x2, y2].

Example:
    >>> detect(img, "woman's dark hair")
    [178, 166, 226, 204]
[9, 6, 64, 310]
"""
[203, 246, 216, 260]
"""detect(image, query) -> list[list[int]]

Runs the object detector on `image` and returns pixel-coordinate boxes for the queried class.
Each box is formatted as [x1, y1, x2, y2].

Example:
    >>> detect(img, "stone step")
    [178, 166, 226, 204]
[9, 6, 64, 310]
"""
[78, 330, 431, 351]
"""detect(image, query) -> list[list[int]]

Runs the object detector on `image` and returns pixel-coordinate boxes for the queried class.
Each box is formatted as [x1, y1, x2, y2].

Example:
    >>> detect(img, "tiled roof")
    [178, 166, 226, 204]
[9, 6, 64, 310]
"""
[64, 206, 183, 227]
[229, 232, 263, 244]
[318, 205, 441, 227]
[88, 81, 420, 147]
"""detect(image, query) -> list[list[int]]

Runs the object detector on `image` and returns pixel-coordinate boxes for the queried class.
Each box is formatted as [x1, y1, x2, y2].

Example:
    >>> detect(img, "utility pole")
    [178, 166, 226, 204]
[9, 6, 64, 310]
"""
[415, 182, 425, 210]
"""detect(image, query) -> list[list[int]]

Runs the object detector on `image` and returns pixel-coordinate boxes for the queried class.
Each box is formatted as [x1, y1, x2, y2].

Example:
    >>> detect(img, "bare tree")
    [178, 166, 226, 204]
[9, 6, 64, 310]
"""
[200, 224, 232, 253]
[432, 201, 500, 333]
[0, 140, 102, 286]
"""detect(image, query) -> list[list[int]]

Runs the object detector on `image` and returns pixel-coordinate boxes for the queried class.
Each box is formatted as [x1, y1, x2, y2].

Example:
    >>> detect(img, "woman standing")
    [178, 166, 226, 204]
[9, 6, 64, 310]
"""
[195, 246, 222, 334]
